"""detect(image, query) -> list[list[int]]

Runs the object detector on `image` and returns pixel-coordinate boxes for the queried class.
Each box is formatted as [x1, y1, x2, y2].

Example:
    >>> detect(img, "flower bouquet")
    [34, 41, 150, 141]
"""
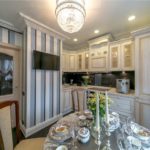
[87, 93, 112, 119]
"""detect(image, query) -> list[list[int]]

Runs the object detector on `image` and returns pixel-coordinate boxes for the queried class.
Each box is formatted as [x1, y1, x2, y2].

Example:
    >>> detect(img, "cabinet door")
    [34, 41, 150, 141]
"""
[89, 46, 108, 72]
[77, 53, 83, 71]
[110, 44, 121, 71]
[68, 54, 76, 71]
[62, 54, 67, 71]
[84, 52, 89, 70]
[121, 41, 134, 70]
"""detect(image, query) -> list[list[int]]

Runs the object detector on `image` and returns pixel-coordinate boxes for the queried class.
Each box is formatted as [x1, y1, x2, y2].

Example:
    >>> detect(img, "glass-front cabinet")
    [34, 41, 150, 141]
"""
[110, 44, 121, 71]
[84, 52, 89, 70]
[121, 41, 134, 70]
[77, 53, 82, 70]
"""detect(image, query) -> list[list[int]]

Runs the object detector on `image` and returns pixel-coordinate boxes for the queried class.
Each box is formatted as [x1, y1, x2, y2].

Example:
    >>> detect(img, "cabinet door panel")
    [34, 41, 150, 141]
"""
[69, 55, 76, 71]
[122, 41, 134, 70]
[91, 57, 106, 68]
[110, 44, 121, 71]
[140, 37, 150, 95]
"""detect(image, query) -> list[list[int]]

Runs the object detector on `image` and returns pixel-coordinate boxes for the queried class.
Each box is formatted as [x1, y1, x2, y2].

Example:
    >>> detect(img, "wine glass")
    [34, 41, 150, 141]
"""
[70, 122, 78, 150]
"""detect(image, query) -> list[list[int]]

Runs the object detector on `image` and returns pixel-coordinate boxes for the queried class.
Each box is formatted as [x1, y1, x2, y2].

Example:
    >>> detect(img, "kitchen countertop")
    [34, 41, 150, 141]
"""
[62, 84, 135, 98]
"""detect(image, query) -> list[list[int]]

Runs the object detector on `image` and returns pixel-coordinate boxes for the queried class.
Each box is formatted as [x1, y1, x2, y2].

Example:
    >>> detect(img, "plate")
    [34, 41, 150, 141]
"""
[49, 124, 71, 143]
[79, 115, 86, 120]
[131, 122, 150, 141]
[56, 145, 68, 150]
[127, 136, 142, 150]
[55, 125, 68, 135]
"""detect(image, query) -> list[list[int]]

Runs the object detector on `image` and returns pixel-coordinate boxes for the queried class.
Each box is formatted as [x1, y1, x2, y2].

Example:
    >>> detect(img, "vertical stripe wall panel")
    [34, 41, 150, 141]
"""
[41, 32, 46, 122]
[0, 27, 22, 47]
[2, 28, 8, 43]
[8, 31, 15, 44]
[22, 29, 27, 127]
[0, 27, 2, 42]
[26, 26, 32, 128]
[53, 38, 59, 116]
[30, 28, 36, 127]
[15, 33, 22, 47]
[35, 30, 42, 124]
[50, 36, 54, 117]
[45, 34, 51, 120]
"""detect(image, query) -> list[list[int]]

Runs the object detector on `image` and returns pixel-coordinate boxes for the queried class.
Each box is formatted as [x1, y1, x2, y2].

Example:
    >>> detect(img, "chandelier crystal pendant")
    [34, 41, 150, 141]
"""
[55, 0, 86, 33]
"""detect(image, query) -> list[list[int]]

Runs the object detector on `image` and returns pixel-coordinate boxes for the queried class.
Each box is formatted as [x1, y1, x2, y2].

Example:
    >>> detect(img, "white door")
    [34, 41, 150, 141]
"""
[0, 47, 20, 101]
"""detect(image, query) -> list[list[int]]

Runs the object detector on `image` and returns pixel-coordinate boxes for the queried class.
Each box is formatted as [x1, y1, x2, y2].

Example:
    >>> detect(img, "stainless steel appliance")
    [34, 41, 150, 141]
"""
[116, 79, 130, 94]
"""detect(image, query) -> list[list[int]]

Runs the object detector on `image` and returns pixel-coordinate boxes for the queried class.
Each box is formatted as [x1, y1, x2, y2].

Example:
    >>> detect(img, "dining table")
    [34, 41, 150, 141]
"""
[43, 112, 121, 150]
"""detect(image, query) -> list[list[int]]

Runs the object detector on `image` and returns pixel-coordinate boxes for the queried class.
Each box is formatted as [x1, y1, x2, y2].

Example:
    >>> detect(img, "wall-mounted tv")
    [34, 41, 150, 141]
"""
[33, 50, 60, 70]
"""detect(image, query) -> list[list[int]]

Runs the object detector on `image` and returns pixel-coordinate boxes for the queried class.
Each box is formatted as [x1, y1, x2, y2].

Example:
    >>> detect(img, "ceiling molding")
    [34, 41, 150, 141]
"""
[131, 26, 150, 37]
[0, 19, 21, 33]
[19, 12, 70, 40]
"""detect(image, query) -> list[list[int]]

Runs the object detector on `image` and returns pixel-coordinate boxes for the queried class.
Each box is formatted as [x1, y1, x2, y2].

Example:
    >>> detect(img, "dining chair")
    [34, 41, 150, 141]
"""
[72, 88, 87, 111]
[0, 100, 45, 150]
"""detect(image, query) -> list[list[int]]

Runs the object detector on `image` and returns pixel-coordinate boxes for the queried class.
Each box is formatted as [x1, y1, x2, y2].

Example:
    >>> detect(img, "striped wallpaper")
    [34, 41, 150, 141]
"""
[0, 27, 22, 46]
[23, 25, 61, 128]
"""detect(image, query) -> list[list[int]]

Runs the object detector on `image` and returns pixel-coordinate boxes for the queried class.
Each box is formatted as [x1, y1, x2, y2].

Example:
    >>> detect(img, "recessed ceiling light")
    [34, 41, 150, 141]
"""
[73, 38, 78, 42]
[94, 30, 100, 34]
[128, 15, 136, 21]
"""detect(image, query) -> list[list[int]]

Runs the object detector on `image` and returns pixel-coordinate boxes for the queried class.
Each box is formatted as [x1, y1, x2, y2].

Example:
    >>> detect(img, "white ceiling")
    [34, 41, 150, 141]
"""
[0, 0, 150, 50]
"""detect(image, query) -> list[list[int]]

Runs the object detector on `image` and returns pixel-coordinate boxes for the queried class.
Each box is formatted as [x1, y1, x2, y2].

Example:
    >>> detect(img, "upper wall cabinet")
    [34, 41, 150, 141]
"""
[89, 45, 109, 72]
[62, 53, 68, 72]
[76, 51, 89, 72]
[109, 39, 134, 71]
[68, 54, 76, 72]
[109, 44, 121, 71]
[121, 40, 134, 71]
[76, 52, 84, 71]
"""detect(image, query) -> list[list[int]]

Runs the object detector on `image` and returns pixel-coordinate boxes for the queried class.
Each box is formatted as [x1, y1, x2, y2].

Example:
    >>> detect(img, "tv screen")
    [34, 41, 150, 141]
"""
[33, 50, 60, 70]
[33, 50, 41, 69]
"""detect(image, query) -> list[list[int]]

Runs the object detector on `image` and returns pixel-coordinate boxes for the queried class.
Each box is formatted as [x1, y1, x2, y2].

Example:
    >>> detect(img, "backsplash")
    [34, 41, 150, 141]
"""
[63, 71, 135, 89]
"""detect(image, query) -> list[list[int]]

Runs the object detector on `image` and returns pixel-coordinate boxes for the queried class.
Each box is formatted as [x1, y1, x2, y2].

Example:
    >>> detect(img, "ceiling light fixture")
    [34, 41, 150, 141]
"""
[55, 0, 86, 33]
[94, 30, 99, 34]
[128, 15, 136, 21]
[73, 38, 78, 42]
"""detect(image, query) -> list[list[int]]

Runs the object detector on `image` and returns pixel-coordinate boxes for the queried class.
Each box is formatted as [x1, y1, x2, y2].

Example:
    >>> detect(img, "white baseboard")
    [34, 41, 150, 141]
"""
[20, 114, 63, 138]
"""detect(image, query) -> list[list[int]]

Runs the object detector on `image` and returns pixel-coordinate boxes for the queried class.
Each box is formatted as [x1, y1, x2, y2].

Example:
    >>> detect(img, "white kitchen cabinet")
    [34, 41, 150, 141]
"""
[62, 89, 73, 115]
[109, 39, 134, 71]
[89, 45, 108, 72]
[109, 44, 121, 71]
[76, 51, 89, 72]
[108, 93, 135, 119]
[121, 40, 134, 71]
[68, 54, 76, 72]
[84, 52, 89, 71]
[76, 52, 84, 71]
[62, 53, 68, 72]
[132, 28, 150, 128]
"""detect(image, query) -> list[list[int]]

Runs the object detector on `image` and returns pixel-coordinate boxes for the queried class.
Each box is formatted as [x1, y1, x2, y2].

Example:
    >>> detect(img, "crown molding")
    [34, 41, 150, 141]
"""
[131, 26, 150, 37]
[19, 12, 70, 40]
[0, 19, 21, 33]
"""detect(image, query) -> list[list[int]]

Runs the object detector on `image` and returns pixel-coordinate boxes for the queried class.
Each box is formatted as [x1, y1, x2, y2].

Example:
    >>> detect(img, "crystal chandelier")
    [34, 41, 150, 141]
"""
[55, 0, 86, 33]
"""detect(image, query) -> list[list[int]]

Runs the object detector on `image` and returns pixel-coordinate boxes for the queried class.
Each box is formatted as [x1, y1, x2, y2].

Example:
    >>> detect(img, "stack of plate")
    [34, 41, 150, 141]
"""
[126, 122, 150, 150]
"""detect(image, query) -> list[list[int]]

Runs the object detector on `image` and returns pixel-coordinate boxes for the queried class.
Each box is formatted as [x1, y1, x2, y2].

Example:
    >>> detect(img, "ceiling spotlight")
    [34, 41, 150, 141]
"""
[73, 38, 78, 42]
[128, 15, 136, 21]
[94, 30, 100, 34]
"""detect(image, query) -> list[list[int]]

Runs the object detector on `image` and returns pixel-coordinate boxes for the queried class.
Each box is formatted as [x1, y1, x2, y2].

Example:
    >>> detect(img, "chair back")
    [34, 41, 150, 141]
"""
[0, 101, 19, 150]
[72, 88, 87, 111]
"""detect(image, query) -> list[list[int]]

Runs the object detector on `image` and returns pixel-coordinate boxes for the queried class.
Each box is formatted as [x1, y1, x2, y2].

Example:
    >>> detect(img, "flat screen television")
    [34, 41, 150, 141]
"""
[33, 50, 60, 70]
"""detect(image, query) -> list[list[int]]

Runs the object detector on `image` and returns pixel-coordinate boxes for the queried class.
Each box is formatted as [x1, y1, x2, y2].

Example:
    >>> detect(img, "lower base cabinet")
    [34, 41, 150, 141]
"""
[62, 89, 73, 115]
[108, 94, 135, 121]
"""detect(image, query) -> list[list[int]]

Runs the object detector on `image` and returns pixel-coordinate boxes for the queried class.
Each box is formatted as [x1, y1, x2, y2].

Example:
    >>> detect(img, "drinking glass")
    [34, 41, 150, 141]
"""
[70, 122, 78, 150]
